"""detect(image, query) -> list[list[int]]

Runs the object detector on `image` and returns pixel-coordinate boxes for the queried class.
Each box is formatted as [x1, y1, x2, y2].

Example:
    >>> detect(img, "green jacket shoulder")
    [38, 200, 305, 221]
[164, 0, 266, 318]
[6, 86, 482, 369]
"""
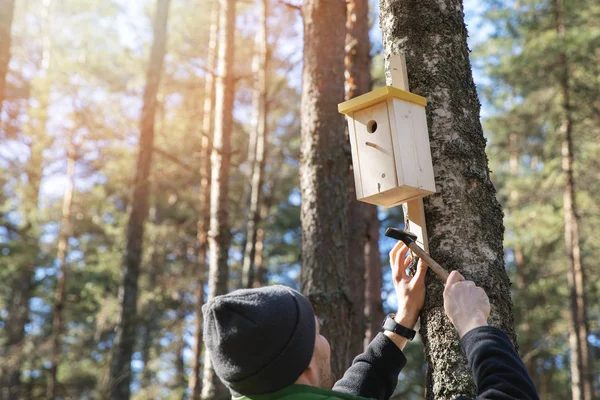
[234, 384, 372, 400]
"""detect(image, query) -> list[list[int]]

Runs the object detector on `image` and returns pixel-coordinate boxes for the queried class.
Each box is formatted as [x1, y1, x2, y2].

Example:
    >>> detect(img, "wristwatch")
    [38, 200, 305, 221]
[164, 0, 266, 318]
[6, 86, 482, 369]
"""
[382, 314, 416, 340]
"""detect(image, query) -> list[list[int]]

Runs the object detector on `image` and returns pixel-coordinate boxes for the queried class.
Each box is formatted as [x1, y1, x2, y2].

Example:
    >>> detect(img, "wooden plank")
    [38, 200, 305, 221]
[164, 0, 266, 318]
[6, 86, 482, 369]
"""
[390, 98, 418, 189]
[386, 98, 404, 188]
[410, 103, 436, 192]
[389, 53, 430, 255]
[347, 114, 364, 198]
[390, 54, 410, 91]
[353, 103, 397, 198]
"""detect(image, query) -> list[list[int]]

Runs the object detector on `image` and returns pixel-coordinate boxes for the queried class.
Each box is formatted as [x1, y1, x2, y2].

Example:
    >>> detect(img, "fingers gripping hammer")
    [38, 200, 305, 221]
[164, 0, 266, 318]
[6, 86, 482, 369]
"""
[385, 228, 450, 282]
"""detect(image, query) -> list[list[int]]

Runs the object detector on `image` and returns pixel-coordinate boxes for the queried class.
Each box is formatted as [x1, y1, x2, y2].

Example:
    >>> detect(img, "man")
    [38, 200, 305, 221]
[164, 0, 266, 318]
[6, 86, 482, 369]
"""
[202, 242, 539, 400]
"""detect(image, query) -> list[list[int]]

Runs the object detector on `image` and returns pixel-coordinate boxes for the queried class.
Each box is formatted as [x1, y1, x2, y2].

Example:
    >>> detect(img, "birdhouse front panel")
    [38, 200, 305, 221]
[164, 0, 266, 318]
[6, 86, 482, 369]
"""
[339, 86, 436, 208]
[350, 103, 398, 198]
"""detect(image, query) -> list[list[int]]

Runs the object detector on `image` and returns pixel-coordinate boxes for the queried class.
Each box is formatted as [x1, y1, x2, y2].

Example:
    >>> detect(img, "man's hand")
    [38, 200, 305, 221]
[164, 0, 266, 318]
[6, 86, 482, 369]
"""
[443, 270, 490, 338]
[389, 242, 427, 330]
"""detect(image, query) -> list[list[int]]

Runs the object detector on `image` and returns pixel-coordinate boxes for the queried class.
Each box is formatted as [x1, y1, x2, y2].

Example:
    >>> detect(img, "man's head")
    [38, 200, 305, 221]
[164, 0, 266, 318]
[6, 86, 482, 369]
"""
[202, 285, 333, 396]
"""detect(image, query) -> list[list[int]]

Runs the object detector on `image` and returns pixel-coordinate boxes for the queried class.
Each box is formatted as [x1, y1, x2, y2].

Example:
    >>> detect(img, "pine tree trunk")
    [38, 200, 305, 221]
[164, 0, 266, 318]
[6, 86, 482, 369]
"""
[241, 0, 268, 289]
[254, 226, 267, 286]
[47, 141, 76, 399]
[343, 0, 372, 361]
[379, 1, 516, 398]
[109, 1, 170, 398]
[189, 1, 219, 398]
[553, 1, 593, 399]
[201, 0, 236, 397]
[2, 4, 53, 396]
[2, 98, 51, 400]
[300, 0, 351, 380]
[0, 0, 15, 115]
[175, 319, 187, 394]
[140, 210, 163, 389]
[363, 205, 383, 347]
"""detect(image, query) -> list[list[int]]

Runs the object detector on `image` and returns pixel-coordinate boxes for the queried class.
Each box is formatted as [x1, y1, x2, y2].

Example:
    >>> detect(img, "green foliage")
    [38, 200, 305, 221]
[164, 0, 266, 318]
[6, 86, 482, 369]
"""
[474, 0, 600, 396]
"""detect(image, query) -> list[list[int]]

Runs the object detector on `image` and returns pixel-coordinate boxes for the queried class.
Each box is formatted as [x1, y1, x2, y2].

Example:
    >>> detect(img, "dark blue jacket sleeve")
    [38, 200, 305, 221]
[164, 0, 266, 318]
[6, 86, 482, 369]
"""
[460, 326, 539, 400]
[333, 333, 406, 400]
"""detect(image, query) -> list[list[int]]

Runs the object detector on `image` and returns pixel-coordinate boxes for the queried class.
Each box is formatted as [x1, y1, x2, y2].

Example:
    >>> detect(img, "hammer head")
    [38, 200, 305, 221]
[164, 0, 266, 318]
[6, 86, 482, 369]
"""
[384, 228, 418, 246]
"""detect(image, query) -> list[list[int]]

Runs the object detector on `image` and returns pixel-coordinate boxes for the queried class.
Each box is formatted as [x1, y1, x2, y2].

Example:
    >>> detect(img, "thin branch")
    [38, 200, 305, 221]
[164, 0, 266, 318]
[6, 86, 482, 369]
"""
[280, 0, 301, 11]
[152, 146, 197, 173]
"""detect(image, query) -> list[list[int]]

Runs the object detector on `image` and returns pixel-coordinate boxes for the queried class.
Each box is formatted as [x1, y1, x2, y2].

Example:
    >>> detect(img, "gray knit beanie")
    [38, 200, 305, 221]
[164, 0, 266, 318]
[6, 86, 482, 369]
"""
[202, 285, 316, 396]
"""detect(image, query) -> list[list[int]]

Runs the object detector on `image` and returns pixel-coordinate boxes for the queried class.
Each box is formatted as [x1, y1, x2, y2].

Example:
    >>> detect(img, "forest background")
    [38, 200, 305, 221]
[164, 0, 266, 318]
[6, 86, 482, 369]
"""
[0, 0, 598, 399]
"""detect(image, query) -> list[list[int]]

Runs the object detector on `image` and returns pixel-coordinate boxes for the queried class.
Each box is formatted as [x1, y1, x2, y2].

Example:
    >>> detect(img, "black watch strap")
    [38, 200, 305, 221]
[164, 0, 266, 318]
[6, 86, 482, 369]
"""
[382, 314, 416, 340]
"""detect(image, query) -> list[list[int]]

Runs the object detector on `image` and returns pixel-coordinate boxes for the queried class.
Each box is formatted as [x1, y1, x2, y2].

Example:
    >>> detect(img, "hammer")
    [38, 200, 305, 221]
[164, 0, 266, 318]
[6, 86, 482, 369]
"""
[385, 228, 450, 282]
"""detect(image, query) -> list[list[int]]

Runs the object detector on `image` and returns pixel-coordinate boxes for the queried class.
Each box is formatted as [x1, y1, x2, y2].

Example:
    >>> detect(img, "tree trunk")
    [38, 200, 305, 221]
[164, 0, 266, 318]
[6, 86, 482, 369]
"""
[175, 319, 187, 395]
[241, 0, 268, 289]
[0, 0, 15, 115]
[2, 3, 52, 396]
[553, 1, 593, 399]
[300, 0, 351, 379]
[379, 1, 516, 398]
[140, 209, 163, 389]
[201, 0, 236, 397]
[47, 141, 76, 399]
[109, 1, 170, 398]
[343, 0, 372, 360]
[363, 205, 383, 347]
[189, 1, 219, 398]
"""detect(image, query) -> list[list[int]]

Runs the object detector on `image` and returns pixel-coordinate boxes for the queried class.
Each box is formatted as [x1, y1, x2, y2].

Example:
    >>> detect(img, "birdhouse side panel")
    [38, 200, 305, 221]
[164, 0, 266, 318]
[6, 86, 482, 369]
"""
[351, 103, 398, 199]
[346, 114, 364, 199]
[407, 102, 436, 192]
[388, 98, 419, 189]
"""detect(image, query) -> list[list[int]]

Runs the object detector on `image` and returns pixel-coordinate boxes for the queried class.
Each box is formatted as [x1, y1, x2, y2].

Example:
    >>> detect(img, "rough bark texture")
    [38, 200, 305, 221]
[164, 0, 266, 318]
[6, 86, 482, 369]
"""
[201, 0, 236, 398]
[242, 0, 268, 289]
[189, 1, 219, 398]
[0, 0, 15, 115]
[363, 205, 384, 347]
[553, 1, 593, 398]
[47, 142, 76, 399]
[300, 0, 351, 380]
[379, 1, 516, 398]
[109, 1, 170, 398]
[344, 0, 373, 360]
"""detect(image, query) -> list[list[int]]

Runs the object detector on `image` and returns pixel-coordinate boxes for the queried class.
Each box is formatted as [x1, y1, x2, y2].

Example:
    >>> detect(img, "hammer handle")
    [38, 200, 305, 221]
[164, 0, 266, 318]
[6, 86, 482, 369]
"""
[407, 242, 450, 282]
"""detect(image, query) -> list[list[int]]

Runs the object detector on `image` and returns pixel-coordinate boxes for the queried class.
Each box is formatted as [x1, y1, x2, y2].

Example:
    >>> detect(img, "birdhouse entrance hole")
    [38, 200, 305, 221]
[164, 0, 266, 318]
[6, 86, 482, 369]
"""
[367, 120, 377, 133]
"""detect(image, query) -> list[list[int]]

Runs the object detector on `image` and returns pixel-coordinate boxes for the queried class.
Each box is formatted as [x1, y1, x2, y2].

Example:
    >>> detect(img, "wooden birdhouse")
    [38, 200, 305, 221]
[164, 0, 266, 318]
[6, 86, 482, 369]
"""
[338, 85, 436, 208]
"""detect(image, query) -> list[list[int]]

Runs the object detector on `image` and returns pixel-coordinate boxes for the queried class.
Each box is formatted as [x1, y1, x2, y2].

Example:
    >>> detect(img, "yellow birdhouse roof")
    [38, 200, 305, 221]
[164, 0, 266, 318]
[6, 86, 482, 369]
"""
[338, 86, 427, 115]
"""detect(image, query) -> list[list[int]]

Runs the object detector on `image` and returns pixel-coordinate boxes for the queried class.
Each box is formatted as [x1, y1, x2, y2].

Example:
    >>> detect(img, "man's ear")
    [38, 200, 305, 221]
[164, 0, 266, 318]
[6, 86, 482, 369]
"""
[294, 358, 319, 387]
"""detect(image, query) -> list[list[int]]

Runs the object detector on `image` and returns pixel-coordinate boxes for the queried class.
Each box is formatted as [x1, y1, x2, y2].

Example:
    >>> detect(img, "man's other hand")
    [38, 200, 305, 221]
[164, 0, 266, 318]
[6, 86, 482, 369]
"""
[443, 271, 490, 338]
[389, 242, 427, 330]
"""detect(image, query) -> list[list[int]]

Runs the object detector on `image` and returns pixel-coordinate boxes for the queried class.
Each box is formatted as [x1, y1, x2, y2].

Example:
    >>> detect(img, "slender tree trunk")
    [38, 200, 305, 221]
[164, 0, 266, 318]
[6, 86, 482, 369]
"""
[242, 0, 268, 289]
[188, 1, 219, 398]
[140, 210, 163, 389]
[201, 0, 236, 397]
[300, 0, 351, 379]
[343, 0, 372, 361]
[3, 95, 51, 400]
[175, 319, 187, 395]
[47, 141, 76, 399]
[2, 3, 53, 396]
[379, 1, 516, 398]
[363, 205, 383, 347]
[109, 1, 170, 398]
[553, 1, 593, 399]
[0, 0, 15, 115]
[254, 226, 266, 286]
